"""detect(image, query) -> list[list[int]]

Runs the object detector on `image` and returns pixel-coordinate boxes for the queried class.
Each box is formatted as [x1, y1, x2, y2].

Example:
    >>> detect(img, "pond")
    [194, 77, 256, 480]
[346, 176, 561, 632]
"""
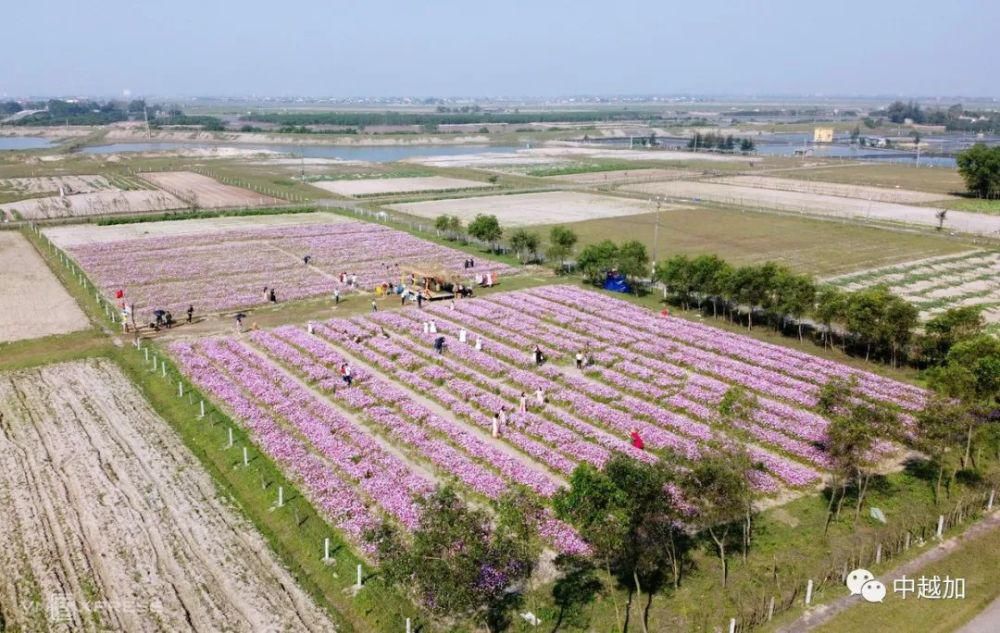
[0, 136, 57, 151]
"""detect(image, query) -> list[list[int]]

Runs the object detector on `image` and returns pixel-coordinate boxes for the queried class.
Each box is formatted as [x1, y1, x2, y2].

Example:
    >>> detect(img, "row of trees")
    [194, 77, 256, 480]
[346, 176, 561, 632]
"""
[435, 215, 582, 268]
[653, 254, 927, 366]
[687, 133, 755, 153]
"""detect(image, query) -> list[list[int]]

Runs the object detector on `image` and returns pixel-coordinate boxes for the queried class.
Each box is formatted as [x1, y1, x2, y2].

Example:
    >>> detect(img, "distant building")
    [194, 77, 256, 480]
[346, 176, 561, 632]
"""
[813, 127, 834, 143]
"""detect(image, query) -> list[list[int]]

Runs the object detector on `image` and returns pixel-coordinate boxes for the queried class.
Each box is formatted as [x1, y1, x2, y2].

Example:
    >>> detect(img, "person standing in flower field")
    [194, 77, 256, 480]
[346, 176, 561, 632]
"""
[186, 305, 194, 324]
[333, 288, 340, 305]
[535, 387, 545, 406]
[492, 412, 501, 438]
[340, 363, 352, 386]
[575, 350, 584, 369]
[371, 299, 378, 313]
[519, 392, 528, 414]
[630, 428, 645, 450]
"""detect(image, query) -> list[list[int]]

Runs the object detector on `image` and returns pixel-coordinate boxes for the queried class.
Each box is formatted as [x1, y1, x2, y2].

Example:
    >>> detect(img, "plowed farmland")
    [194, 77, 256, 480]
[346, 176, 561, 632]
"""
[0, 359, 334, 632]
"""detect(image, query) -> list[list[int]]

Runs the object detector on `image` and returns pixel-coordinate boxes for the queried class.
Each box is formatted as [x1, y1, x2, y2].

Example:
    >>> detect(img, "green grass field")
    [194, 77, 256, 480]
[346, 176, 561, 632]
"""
[535, 205, 974, 276]
[780, 164, 966, 196]
[812, 515, 1000, 633]
[939, 197, 1000, 215]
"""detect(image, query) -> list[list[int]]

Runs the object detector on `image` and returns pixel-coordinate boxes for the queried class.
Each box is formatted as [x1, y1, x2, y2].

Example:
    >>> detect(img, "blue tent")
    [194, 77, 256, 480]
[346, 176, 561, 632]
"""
[603, 271, 630, 293]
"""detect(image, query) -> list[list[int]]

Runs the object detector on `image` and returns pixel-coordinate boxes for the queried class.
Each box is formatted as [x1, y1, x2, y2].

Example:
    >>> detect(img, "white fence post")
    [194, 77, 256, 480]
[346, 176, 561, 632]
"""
[356, 564, 363, 589]
[936, 514, 944, 539]
[243, 446, 249, 466]
[277, 486, 284, 507]
[324, 537, 331, 562]
[805, 579, 814, 606]
[989, 489, 996, 511]
[199, 400, 205, 418]
[875, 543, 882, 565]
[228, 428, 234, 448]
[728, 617, 736, 633]
[178, 382, 183, 398]
[767, 596, 775, 621]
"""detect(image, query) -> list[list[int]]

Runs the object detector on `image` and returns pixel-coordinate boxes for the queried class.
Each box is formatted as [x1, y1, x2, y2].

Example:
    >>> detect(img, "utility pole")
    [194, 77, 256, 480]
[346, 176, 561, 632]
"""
[652, 196, 663, 269]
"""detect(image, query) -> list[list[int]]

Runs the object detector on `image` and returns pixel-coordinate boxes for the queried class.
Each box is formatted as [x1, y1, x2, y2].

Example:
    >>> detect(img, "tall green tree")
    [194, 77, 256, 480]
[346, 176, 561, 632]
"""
[617, 240, 650, 291]
[956, 143, 1000, 199]
[554, 457, 691, 633]
[371, 486, 541, 633]
[921, 306, 985, 366]
[916, 398, 971, 503]
[576, 240, 619, 284]
[508, 228, 540, 263]
[546, 226, 578, 272]
[467, 214, 504, 251]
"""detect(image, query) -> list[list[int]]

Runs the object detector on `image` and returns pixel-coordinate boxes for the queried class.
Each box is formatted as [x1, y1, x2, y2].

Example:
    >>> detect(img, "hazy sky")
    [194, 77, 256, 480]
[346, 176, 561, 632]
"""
[3, 0, 997, 98]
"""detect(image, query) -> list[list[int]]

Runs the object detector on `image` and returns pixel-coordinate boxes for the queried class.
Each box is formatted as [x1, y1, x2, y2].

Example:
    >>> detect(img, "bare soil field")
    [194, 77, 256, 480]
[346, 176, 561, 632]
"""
[1, 189, 185, 220]
[43, 211, 352, 248]
[408, 147, 750, 169]
[0, 175, 115, 196]
[406, 152, 568, 168]
[546, 168, 696, 185]
[0, 359, 334, 632]
[311, 176, 493, 197]
[624, 180, 1000, 237]
[140, 171, 281, 208]
[713, 175, 956, 204]
[389, 190, 675, 225]
[825, 250, 1000, 324]
[0, 232, 87, 343]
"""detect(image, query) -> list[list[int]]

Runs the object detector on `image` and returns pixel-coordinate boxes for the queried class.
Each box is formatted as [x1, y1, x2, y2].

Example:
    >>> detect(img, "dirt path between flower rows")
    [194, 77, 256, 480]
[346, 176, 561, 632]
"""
[0, 359, 335, 632]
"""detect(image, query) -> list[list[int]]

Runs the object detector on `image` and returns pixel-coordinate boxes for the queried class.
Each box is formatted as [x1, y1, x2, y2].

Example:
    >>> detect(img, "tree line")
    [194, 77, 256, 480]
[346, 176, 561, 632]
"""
[241, 109, 666, 128]
[687, 132, 755, 153]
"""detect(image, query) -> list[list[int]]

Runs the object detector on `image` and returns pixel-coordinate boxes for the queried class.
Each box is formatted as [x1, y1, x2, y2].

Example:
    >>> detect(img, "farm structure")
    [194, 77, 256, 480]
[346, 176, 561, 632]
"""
[0, 359, 334, 632]
[169, 285, 925, 561]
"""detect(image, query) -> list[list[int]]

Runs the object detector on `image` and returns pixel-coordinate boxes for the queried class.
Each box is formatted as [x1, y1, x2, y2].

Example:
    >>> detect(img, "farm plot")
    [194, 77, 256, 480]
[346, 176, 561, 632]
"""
[825, 250, 1000, 325]
[0, 359, 333, 632]
[169, 286, 924, 562]
[52, 217, 516, 318]
[545, 168, 696, 185]
[712, 175, 956, 204]
[389, 191, 675, 226]
[1, 189, 185, 221]
[311, 176, 493, 197]
[0, 175, 117, 196]
[624, 180, 1000, 237]
[0, 232, 87, 343]
[139, 171, 282, 208]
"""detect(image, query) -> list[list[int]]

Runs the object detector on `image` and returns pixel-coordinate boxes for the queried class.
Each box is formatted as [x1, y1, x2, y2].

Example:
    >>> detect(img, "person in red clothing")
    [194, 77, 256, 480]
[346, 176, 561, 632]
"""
[630, 428, 645, 450]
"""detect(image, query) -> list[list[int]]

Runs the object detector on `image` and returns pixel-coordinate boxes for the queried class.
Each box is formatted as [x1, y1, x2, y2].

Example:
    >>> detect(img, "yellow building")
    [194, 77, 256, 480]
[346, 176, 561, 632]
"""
[813, 127, 834, 143]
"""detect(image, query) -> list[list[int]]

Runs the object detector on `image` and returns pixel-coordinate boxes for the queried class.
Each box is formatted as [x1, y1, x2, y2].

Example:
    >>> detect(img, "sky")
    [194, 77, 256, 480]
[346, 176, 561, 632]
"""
[2, 0, 997, 99]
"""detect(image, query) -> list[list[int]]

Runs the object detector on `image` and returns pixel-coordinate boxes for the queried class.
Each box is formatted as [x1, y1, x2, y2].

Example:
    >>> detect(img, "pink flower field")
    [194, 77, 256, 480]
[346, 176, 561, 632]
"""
[169, 285, 925, 560]
[66, 220, 515, 317]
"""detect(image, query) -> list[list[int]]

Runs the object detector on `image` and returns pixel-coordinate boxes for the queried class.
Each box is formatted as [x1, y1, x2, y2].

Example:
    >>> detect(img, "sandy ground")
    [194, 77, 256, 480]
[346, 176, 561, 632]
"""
[1, 190, 185, 220]
[0, 359, 335, 632]
[0, 232, 87, 343]
[389, 190, 673, 225]
[44, 212, 353, 248]
[102, 127, 492, 146]
[0, 175, 114, 196]
[139, 171, 281, 208]
[406, 152, 568, 168]
[624, 180, 1000, 236]
[311, 176, 493, 197]
[546, 168, 696, 185]
[407, 146, 748, 169]
[713, 175, 956, 204]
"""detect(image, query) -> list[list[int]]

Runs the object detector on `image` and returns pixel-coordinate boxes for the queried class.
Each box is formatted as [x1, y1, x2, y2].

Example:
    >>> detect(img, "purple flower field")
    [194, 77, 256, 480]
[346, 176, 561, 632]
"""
[169, 284, 925, 562]
[67, 219, 515, 317]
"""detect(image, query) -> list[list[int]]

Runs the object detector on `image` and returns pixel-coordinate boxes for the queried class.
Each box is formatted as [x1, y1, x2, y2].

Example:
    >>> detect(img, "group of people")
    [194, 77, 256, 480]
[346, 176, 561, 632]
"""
[491, 388, 547, 438]
[263, 286, 278, 303]
[462, 258, 476, 269]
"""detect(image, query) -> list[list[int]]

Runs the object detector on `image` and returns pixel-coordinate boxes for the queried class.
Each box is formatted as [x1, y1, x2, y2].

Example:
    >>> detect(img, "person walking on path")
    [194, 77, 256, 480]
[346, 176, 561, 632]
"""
[333, 288, 340, 305]
[417, 293, 424, 309]
[630, 428, 645, 450]
[575, 350, 584, 369]
[186, 305, 194, 324]
[340, 363, 353, 387]
[519, 392, 528, 414]
[235, 313, 246, 332]
[371, 299, 378, 313]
